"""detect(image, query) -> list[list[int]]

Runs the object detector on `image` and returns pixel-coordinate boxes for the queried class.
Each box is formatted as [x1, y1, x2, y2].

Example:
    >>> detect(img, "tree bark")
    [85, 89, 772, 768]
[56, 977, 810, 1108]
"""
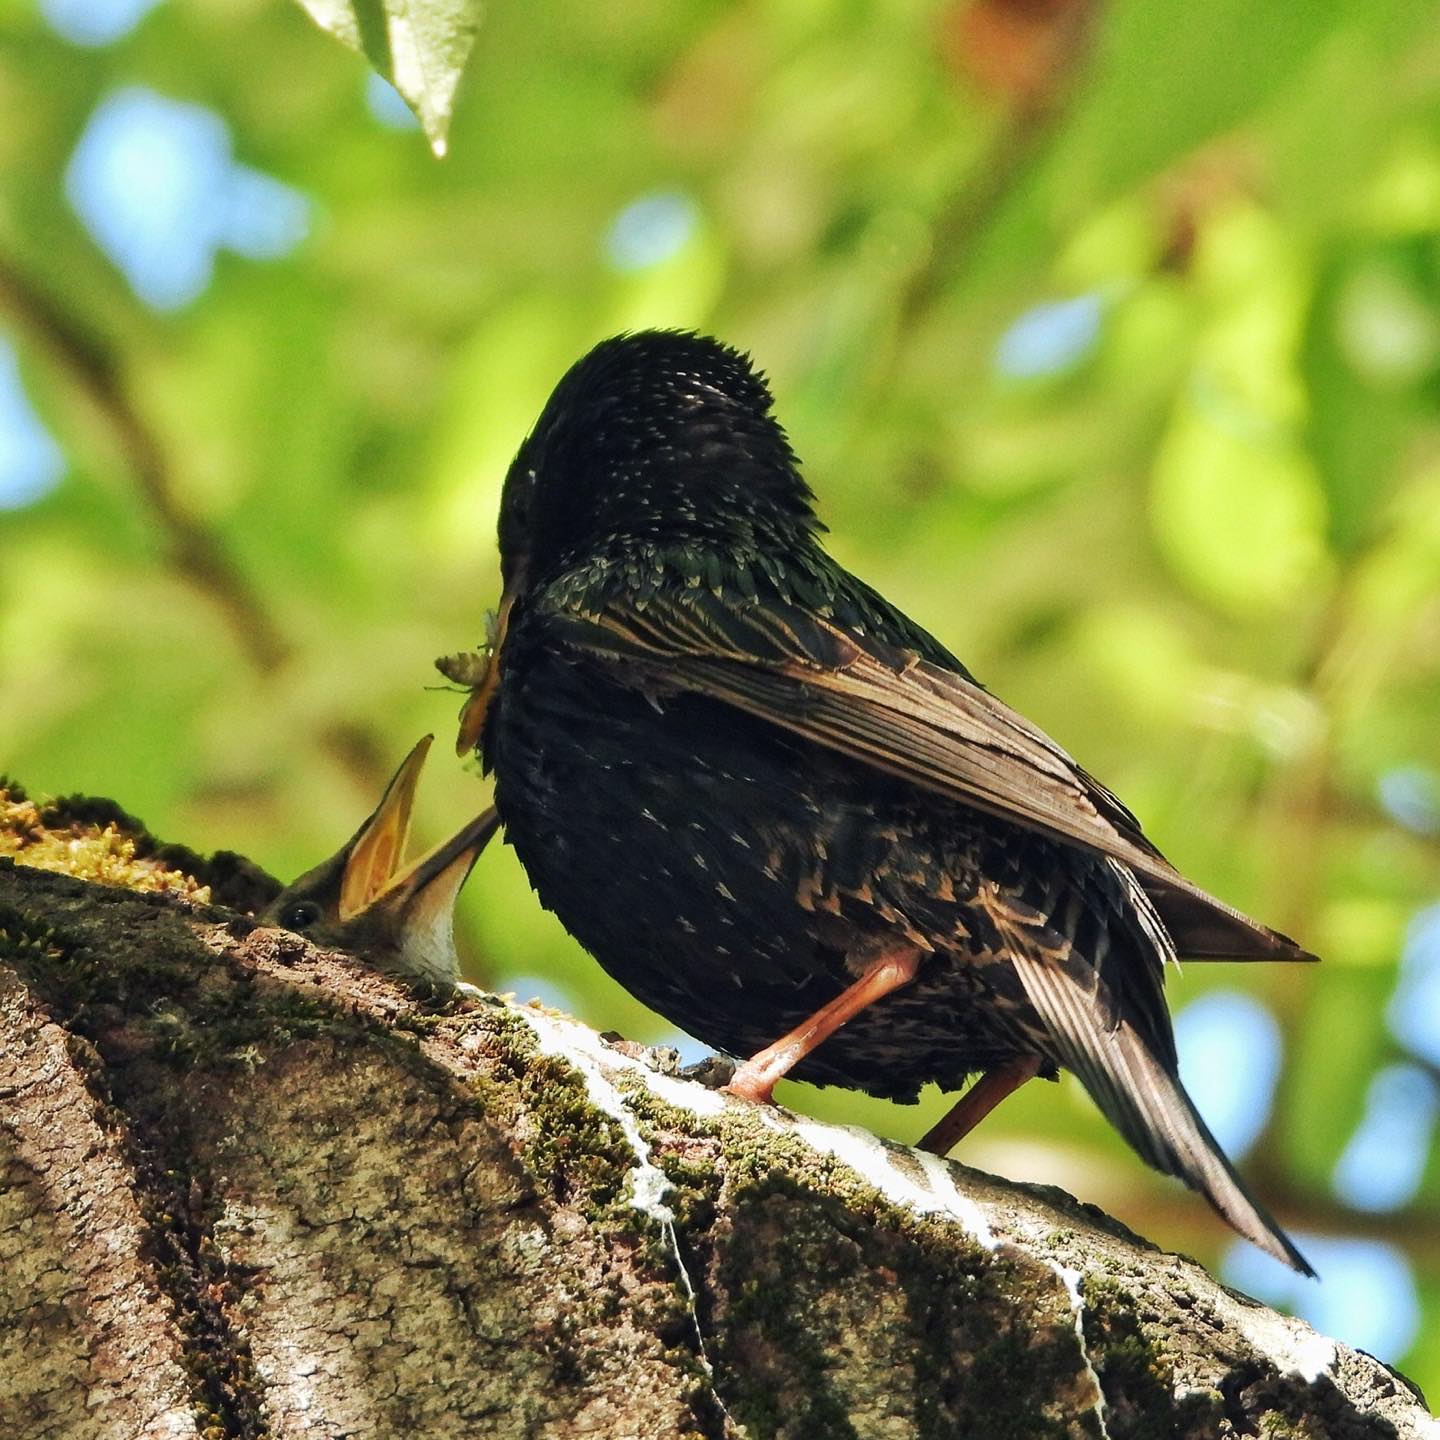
[0, 847, 1433, 1439]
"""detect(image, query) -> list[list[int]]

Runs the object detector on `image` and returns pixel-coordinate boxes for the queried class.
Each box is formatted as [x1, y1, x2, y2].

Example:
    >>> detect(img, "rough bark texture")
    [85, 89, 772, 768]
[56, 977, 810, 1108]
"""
[0, 846, 1435, 1440]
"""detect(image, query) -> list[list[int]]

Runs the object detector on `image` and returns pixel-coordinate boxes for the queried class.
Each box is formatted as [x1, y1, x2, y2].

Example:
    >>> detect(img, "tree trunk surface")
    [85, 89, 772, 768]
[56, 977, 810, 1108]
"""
[0, 840, 1434, 1440]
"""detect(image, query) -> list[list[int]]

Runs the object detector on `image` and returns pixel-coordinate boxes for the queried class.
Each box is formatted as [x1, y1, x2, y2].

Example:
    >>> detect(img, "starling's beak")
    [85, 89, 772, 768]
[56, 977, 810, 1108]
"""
[338, 734, 433, 920]
[455, 584, 519, 757]
[354, 808, 501, 985]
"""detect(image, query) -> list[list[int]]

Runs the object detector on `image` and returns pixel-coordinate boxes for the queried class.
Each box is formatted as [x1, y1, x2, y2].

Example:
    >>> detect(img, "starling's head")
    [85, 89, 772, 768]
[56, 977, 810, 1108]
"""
[264, 736, 498, 987]
[499, 331, 820, 589]
[454, 331, 821, 755]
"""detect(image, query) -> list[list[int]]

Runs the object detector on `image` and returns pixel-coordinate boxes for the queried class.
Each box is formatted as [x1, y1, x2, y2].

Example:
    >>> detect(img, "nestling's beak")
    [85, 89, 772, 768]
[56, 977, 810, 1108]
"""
[265, 735, 500, 986]
[338, 733, 433, 919]
[353, 808, 500, 985]
[455, 585, 519, 757]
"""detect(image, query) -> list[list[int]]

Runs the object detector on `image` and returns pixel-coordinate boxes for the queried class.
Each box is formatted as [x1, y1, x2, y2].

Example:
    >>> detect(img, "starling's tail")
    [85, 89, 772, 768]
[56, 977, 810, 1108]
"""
[1010, 949, 1314, 1276]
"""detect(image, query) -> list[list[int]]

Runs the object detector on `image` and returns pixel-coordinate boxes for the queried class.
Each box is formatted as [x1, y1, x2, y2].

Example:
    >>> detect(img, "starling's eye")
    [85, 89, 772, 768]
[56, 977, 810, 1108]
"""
[280, 900, 324, 932]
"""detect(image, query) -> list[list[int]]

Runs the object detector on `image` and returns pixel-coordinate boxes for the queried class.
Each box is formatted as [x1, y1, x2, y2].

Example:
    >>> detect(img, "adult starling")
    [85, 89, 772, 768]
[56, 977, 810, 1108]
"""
[266, 735, 498, 987]
[456, 330, 1315, 1273]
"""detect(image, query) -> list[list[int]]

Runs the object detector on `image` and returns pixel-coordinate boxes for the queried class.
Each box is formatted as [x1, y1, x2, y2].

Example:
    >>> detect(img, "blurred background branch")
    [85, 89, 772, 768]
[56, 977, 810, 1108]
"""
[0, 249, 404, 842]
[897, 0, 1100, 331]
[0, 253, 291, 673]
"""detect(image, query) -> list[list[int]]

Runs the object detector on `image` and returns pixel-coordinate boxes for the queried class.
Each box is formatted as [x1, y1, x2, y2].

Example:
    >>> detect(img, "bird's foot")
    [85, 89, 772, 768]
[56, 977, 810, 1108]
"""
[720, 1058, 781, 1106]
[720, 946, 925, 1108]
[917, 1055, 1042, 1155]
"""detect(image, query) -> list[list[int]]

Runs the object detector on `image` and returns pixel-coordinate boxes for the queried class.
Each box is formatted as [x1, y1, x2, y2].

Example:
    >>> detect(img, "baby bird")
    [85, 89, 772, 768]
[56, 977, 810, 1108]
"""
[266, 735, 497, 988]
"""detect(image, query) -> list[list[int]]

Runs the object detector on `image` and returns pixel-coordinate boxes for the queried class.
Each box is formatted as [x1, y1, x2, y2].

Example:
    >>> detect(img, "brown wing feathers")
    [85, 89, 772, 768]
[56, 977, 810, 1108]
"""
[549, 593, 1312, 964]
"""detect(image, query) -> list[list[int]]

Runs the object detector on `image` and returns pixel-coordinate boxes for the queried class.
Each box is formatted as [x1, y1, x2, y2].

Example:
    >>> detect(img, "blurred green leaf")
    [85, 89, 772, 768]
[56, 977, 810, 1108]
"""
[1151, 402, 1330, 614]
[1061, 0, 1345, 198]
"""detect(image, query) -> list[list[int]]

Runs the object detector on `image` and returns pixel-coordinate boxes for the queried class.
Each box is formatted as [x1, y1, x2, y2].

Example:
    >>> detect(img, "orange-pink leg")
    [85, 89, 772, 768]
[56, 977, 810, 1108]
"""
[723, 946, 923, 1105]
[917, 1055, 1043, 1156]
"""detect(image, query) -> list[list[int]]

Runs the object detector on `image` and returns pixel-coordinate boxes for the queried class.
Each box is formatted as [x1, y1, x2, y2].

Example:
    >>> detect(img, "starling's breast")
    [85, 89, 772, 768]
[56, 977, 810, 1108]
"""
[490, 621, 1073, 1099]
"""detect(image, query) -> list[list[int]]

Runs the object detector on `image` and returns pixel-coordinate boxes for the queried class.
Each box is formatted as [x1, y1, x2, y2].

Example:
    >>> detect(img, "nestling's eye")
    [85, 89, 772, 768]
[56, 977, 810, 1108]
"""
[280, 900, 324, 932]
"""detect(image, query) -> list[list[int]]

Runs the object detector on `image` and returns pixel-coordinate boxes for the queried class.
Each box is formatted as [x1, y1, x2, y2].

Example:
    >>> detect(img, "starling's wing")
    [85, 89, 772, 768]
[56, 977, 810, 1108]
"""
[542, 589, 1314, 963]
[980, 878, 1314, 1274]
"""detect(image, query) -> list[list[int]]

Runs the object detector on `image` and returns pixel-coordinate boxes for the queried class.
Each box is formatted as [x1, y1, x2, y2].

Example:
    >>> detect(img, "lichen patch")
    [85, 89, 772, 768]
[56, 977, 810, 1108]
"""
[0, 785, 210, 901]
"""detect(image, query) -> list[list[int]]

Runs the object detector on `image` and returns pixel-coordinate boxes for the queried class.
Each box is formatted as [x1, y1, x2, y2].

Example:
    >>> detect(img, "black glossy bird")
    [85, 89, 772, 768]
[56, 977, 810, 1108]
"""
[266, 735, 498, 988]
[456, 330, 1315, 1273]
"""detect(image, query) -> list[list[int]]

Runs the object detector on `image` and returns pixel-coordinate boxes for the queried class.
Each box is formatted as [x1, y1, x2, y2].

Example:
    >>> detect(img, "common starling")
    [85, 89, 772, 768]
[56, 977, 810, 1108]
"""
[456, 330, 1315, 1273]
[266, 735, 498, 987]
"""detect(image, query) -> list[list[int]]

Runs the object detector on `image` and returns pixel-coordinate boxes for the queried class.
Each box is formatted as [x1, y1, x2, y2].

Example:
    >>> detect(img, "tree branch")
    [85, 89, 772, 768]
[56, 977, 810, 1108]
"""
[0, 842, 1431, 1439]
